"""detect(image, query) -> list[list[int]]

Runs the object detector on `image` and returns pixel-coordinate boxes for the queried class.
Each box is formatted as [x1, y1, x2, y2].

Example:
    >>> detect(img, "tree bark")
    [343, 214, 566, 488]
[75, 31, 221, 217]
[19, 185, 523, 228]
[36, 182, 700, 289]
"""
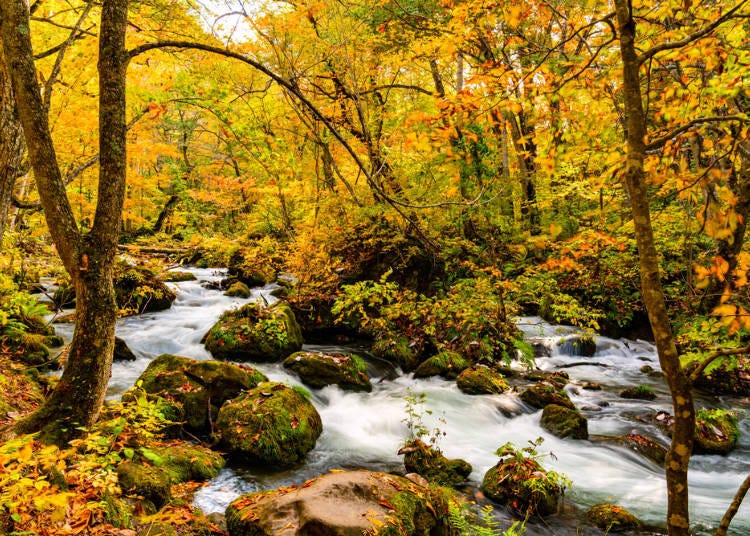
[614, 2, 695, 535]
[0, 43, 25, 244]
[0, 0, 129, 441]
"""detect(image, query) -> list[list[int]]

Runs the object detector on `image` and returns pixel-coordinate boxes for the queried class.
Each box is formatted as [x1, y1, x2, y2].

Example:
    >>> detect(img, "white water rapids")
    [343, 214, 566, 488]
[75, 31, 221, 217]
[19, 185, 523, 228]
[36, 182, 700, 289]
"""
[52, 268, 750, 534]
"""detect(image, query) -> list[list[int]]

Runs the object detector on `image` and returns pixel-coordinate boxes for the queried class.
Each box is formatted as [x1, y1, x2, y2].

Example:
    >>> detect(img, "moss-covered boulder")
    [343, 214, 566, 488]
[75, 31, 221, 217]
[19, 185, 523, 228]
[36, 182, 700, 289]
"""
[481, 453, 563, 517]
[115, 264, 177, 315]
[613, 434, 667, 466]
[414, 350, 470, 380]
[204, 302, 303, 361]
[541, 404, 588, 440]
[216, 382, 322, 466]
[399, 439, 472, 487]
[226, 470, 445, 536]
[145, 442, 225, 483]
[224, 281, 252, 299]
[117, 461, 172, 509]
[520, 381, 575, 410]
[371, 335, 422, 372]
[114, 337, 137, 362]
[619, 385, 656, 400]
[160, 271, 197, 282]
[136, 354, 267, 435]
[283, 351, 371, 392]
[693, 409, 740, 455]
[557, 335, 597, 357]
[523, 370, 569, 388]
[587, 503, 641, 532]
[456, 365, 509, 395]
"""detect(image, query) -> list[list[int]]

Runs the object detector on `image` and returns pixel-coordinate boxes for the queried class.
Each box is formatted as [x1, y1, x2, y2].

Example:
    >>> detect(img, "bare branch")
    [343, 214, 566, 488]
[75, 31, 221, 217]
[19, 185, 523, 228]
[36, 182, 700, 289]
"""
[645, 116, 749, 151]
[688, 344, 750, 384]
[716, 473, 750, 536]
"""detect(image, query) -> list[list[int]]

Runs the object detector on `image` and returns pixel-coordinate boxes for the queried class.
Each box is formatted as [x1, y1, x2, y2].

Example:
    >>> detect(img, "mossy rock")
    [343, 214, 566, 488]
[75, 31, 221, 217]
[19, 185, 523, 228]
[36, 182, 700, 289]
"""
[226, 470, 444, 536]
[413, 350, 470, 380]
[204, 302, 303, 362]
[523, 370, 569, 388]
[136, 354, 267, 435]
[114, 337, 137, 362]
[224, 281, 252, 299]
[693, 409, 740, 455]
[619, 385, 656, 400]
[371, 335, 422, 372]
[541, 404, 588, 439]
[117, 461, 172, 509]
[145, 442, 225, 483]
[160, 271, 197, 282]
[587, 503, 641, 532]
[481, 456, 561, 517]
[456, 365, 509, 395]
[520, 381, 575, 409]
[400, 439, 472, 487]
[43, 334, 64, 348]
[216, 382, 322, 466]
[557, 335, 597, 357]
[613, 434, 667, 466]
[283, 351, 372, 392]
[116, 264, 177, 314]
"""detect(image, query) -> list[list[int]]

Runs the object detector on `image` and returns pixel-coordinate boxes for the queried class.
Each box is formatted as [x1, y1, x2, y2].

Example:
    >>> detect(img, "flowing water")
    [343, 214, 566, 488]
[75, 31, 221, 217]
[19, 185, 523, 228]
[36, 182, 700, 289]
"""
[52, 268, 750, 534]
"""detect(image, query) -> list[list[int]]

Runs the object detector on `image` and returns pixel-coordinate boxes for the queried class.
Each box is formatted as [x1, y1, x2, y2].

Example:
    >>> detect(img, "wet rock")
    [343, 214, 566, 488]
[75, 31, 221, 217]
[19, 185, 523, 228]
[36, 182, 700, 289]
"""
[204, 301, 303, 362]
[587, 503, 641, 532]
[136, 354, 267, 435]
[694, 409, 740, 455]
[413, 350, 470, 380]
[399, 439, 472, 487]
[582, 381, 602, 390]
[520, 382, 575, 409]
[616, 434, 667, 466]
[226, 470, 446, 536]
[115, 265, 177, 314]
[456, 365, 509, 395]
[216, 382, 322, 466]
[224, 281, 252, 299]
[523, 370, 569, 387]
[619, 385, 657, 400]
[160, 271, 197, 282]
[541, 404, 588, 439]
[283, 351, 372, 392]
[557, 335, 596, 357]
[371, 335, 422, 372]
[481, 453, 562, 517]
[114, 337, 137, 362]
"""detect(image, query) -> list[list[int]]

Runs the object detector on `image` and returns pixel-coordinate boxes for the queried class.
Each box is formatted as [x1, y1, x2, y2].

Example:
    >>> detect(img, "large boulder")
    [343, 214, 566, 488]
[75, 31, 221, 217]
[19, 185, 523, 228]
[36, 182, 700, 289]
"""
[399, 439, 472, 487]
[541, 404, 588, 439]
[520, 382, 575, 409]
[414, 350, 470, 380]
[225, 281, 252, 299]
[114, 337, 137, 362]
[216, 382, 322, 466]
[136, 354, 267, 435]
[283, 351, 372, 392]
[204, 302, 303, 361]
[371, 335, 423, 372]
[587, 503, 641, 533]
[226, 470, 445, 536]
[456, 365, 509, 395]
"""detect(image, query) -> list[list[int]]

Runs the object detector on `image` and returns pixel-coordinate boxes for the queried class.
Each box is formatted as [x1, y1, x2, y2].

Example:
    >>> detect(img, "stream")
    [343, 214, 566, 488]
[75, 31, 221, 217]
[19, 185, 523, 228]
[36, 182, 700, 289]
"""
[52, 267, 750, 534]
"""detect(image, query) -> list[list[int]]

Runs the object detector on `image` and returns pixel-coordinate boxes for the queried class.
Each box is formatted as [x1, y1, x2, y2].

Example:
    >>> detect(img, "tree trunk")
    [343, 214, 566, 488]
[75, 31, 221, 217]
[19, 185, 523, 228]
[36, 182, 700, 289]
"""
[0, 35, 26, 244]
[152, 194, 179, 233]
[614, 2, 695, 534]
[0, 0, 129, 441]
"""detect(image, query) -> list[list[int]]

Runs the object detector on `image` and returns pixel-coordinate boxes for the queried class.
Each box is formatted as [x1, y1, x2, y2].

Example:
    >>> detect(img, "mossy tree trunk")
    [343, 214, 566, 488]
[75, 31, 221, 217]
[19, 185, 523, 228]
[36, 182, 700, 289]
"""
[0, 40, 25, 244]
[0, 0, 128, 441]
[613, 2, 695, 534]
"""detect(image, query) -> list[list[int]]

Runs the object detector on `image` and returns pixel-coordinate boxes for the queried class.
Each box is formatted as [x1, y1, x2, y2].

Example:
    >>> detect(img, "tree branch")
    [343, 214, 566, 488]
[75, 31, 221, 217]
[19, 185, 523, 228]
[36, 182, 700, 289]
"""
[688, 344, 750, 384]
[716, 473, 750, 536]
[645, 116, 749, 151]
[638, 1, 749, 65]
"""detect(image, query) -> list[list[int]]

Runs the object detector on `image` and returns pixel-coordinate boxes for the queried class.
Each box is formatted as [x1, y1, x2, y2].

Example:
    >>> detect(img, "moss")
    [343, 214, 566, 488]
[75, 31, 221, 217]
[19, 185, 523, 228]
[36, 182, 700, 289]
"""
[117, 461, 172, 509]
[456, 365, 509, 395]
[693, 408, 740, 455]
[620, 385, 656, 400]
[401, 439, 472, 487]
[520, 382, 574, 409]
[540, 404, 588, 439]
[43, 334, 64, 348]
[283, 351, 372, 392]
[413, 350, 470, 380]
[115, 264, 177, 314]
[224, 281, 252, 298]
[149, 443, 225, 483]
[216, 382, 322, 466]
[523, 370, 569, 387]
[614, 434, 667, 466]
[371, 335, 423, 372]
[379, 489, 438, 536]
[160, 271, 197, 282]
[481, 457, 562, 517]
[587, 503, 641, 532]
[101, 493, 133, 528]
[204, 302, 303, 361]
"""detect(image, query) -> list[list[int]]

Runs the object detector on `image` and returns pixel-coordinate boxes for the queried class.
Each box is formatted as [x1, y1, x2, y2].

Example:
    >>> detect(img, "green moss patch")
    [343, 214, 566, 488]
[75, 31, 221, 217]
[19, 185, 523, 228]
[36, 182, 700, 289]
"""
[456, 365, 509, 395]
[283, 351, 371, 391]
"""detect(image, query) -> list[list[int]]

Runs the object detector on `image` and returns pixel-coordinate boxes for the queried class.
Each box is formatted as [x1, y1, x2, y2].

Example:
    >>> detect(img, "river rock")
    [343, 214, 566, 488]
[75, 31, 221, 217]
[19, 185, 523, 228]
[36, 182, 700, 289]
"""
[114, 337, 137, 362]
[541, 404, 588, 439]
[216, 382, 322, 466]
[481, 454, 562, 516]
[587, 503, 641, 532]
[283, 351, 372, 392]
[224, 281, 252, 298]
[619, 385, 656, 400]
[371, 335, 422, 372]
[693, 409, 740, 455]
[226, 470, 445, 536]
[413, 350, 470, 379]
[520, 381, 575, 409]
[456, 365, 509, 395]
[523, 370, 569, 387]
[117, 462, 172, 509]
[204, 302, 303, 361]
[399, 439, 472, 487]
[160, 270, 197, 282]
[614, 434, 667, 466]
[557, 335, 596, 357]
[136, 354, 267, 434]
